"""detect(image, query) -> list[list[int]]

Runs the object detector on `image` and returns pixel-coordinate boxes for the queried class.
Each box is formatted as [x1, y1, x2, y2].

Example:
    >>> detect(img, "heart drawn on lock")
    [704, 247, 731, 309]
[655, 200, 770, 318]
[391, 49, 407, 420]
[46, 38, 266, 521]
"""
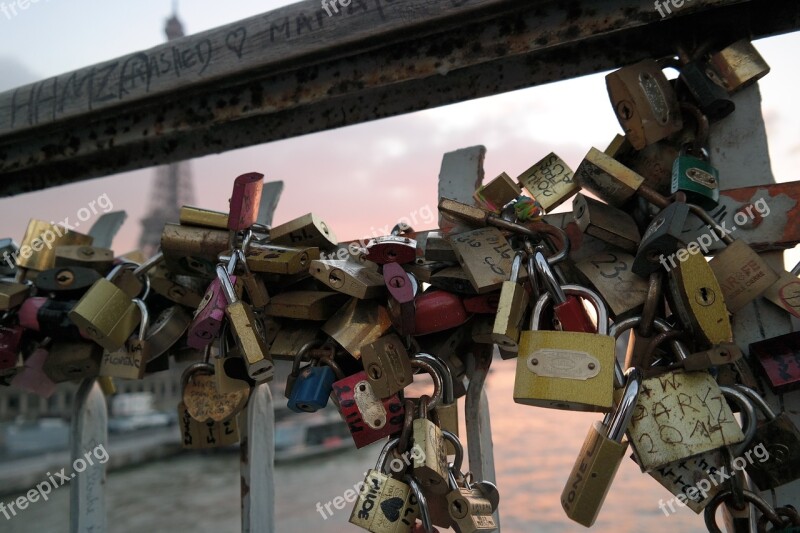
[183, 373, 249, 422]
[380, 497, 404, 522]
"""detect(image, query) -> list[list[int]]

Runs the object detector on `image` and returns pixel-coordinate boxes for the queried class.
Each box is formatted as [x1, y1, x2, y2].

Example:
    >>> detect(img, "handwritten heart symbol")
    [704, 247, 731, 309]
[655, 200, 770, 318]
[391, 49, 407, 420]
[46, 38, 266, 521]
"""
[226, 28, 247, 59]
[380, 497, 404, 522]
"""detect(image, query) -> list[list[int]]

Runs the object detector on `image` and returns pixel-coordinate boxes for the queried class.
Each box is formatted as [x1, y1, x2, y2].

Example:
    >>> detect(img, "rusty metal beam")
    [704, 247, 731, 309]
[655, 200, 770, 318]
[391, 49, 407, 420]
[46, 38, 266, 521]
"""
[0, 0, 798, 196]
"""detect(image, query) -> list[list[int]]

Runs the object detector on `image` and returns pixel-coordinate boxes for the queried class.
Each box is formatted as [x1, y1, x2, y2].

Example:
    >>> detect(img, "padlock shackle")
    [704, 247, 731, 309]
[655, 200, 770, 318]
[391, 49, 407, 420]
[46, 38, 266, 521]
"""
[403, 474, 433, 533]
[215, 264, 238, 305]
[375, 437, 401, 472]
[413, 353, 454, 404]
[719, 386, 758, 458]
[409, 357, 444, 411]
[607, 367, 642, 443]
[530, 284, 608, 335]
[532, 250, 566, 304]
[180, 361, 215, 390]
[509, 251, 524, 283]
[132, 299, 149, 340]
[703, 489, 787, 533]
[732, 384, 777, 421]
[608, 316, 689, 360]
[441, 429, 464, 474]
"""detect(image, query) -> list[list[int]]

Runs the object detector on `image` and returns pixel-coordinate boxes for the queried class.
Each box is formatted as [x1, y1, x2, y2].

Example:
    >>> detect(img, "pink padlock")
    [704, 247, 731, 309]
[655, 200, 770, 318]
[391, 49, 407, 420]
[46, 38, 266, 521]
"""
[19, 297, 87, 340]
[186, 275, 236, 350]
[228, 172, 264, 231]
[333, 370, 404, 449]
[11, 346, 57, 398]
[0, 326, 23, 370]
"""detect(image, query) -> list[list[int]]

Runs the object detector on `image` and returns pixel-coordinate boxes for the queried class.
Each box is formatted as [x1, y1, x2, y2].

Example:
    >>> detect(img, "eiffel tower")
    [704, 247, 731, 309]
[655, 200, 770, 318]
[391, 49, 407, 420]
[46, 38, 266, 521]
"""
[138, 2, 196, 257]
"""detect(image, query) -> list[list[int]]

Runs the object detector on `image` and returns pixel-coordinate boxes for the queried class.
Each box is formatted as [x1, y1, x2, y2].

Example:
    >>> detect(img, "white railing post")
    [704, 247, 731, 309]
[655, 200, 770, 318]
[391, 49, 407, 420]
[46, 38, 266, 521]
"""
[69, 378, 107, 533]
[241, 382, 275, 533]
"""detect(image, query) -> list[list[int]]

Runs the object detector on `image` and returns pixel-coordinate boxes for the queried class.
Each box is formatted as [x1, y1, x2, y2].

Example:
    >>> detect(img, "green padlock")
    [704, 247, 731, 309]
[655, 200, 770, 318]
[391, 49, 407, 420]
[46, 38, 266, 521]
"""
[670, 144, 719, 210]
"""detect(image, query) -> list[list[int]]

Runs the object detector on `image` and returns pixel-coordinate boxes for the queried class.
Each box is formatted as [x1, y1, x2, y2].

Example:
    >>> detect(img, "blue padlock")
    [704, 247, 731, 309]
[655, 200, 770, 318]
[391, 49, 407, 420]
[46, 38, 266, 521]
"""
[287, 364, 336, 413]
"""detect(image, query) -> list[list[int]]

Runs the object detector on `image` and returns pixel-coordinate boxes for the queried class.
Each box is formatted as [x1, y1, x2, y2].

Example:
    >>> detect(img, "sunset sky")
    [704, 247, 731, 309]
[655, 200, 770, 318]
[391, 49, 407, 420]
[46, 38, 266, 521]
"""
[0, 0, 798, 268]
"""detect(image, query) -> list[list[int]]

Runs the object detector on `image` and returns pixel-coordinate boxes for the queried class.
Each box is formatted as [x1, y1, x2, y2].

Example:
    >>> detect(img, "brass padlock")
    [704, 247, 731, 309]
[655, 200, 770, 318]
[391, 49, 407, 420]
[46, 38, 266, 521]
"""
[513, 285, 615, 412]
[99, 299, 151, 380]
[412, 394, 449, 496]
[572, 193, 640, 253]
[428, 265, 478, 295]
[491, 251, 529, 352]
[515, 152, 577, 213]
[360, 333, 413, 399]
[473, 172, 521, 214]
[160, 223, 230, 278]
[424, 231, 458, 262]
[244, 243, 320, 275]
[68, 265, 142, 352]
[444, 432, 498, 533]
[561, 368, 642, 527]
[179, 205, 230, 229]
[264, 290, 346, 320]
[416, 353, 460, 455]
[348, 438, 420, 533]
[447, 227, 513, 294]
[216, 264, 274, 382]
[605, 59, 683, 150]
[707, 39, 770, 94]
[53, 245, 114, 274]
[708, 239, 778, 313]
[309, 259, 386, 299]
[574, 148, 646, 207]
[322, 298, 392, 359]
[149, 263, 205, 308]
[575, 252, 649, 318]
[43, 340, 103, 383]
[181, 361, 249, 423]
[0, 279, 31, 311]
[270, 213, 338, 250]
[16, 220, 93, 272]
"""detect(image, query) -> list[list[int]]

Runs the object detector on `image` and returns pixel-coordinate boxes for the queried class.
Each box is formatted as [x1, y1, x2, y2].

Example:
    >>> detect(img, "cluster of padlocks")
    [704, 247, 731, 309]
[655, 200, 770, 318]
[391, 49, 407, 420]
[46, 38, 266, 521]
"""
[1, 37, 800, 532]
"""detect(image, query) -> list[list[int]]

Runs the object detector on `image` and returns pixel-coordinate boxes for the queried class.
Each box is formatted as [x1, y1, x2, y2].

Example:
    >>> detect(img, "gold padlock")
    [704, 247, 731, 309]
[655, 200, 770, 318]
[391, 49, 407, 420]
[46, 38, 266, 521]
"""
[16, 220, 93, 272]
[447, 227, 513, 294]
[708, 239, 778, 313]
[516, 152, 577, 213]
[322, 298, 392, 359]
[265, 290, 347, 320]
[54, 245, 114, 274]
[270, 213, 338, 250]
[491, 251, 529, 352]
[473, 172, 521, 213]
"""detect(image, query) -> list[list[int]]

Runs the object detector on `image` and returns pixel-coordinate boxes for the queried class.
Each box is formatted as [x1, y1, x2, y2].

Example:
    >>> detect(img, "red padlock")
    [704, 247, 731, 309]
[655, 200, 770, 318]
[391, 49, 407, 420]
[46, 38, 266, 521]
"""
[413, 290, 469, 336]
[463, 293, 501, 314]
[750, 331, 800, 393]
[228, 172, 264, 231]
[333, 370, 404, 448]
[0, 326, 23, 370]
[365, 236, 418, 265]
[19, 297, 87, 340]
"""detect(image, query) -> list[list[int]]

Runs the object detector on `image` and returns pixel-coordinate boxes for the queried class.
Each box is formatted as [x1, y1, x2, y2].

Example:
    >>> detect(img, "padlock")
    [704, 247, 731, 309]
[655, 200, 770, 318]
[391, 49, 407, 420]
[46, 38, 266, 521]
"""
[667, 249, 733, 348]
[34, 266, 100, 298]
[333, 368, 405, 449]
[160, 223, 230, 278]
[750, 331, 800, 393]
[412, 394, 449, 496]
[413, 290, 469, 336]
[53, 245, 115, 274]
[149, 263, 205, 308]
[179, 205, 230, 230]
[706, 39, 770, 93]
[572, 193, 640, 253]
[361, 333, 413, 399]
[513, 284, 615, 412]
[322, 298, 392, 359]
[145, 305, 191, 360]
[605, 59, 683, 150]
[186, 265, 237, 350]
[181, 361, 249, 423]
[444, 434, 498, 533]
[534, 249, 595, 332]
[349, 437, 420, 533]
[268, 321, 320, 361]
[561, 367, 642, 527]
[68, 264, 142, 352]
[428, 266, 477, 296]
[287, 344, 342, 413]
[708, 239, 778, 313]
[216, 263, 274, 382]
[515, 152, 577, 213]
[384, 262, 417, 336]
[43, 340, 103, 383]
[108, 262, 149, 299]
[763, 269, 800, 319]
[365, 225, 418, 265]
[264, 290, 345, 320]
[574, 252, 649, 318]
[20, 297, 88, 341]
[230, 249, 269, 309]
[415, 353, 460, 455]
[473, 172, 521, 214]
[632, 201, 690, 277]
[627, 364, 745, 472]
[227, 172, 263, 231]
[16, 220, 93, 272]
[11, 344, 57, 398]
[462, 293, 500, 315]
[677, 59, 735, 121]
[574, 148, 647, 207]
[447, 228, 513, 294]
[100, 299, 150, 380]
[0, 326, 23, 370]
[669, 105, 720, 209]
[424, 231, 458, 262]
[178, 400, 240, 450]
[642, 385, 758, 513]
[734, 385, 800, 489]
[0, 279, 31, 310]
[244, 242, 320, 276]
[270, 213, 338, 250]
[491, 251, 529, 352]
[309, 259, 386, 299]
[0, 238, 17, 277]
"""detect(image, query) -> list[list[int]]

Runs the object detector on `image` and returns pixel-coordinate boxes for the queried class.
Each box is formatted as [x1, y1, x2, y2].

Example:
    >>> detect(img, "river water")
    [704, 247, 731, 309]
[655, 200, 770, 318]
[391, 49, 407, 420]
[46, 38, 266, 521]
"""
[3, 363, 705, 533]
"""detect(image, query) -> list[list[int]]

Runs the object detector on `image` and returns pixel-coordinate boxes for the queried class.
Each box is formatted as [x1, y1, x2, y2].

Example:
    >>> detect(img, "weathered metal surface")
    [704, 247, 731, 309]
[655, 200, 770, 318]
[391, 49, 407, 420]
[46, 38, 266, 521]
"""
[1, 0, 799, 195]
[241, 383, 275, 533]
[69, 379, 107, 533]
